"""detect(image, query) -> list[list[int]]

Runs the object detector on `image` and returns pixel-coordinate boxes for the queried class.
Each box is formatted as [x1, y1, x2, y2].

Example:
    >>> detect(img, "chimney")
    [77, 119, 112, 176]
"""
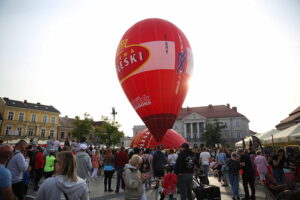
[187, 106, 190, 111]
[227, 103, 230, 108]
[208, 104, 212, 108]
[65, 115, 68, 118]
[232, 107, 237, 112]
[24, 100, 27, 104]
[37, 102, 40, 105]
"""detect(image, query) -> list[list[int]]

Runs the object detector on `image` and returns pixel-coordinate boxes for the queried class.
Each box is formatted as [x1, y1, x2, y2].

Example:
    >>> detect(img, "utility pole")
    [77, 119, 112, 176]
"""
[111, 107, 117, 121]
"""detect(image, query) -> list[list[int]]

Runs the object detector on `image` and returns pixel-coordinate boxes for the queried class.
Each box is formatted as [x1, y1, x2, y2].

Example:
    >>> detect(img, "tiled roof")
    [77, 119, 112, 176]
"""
[59, 117, 75, 127]
[93, 121, 104, 126]
[276, 106, 300, 128]
[2, 97, 60, 113]
[177, 104, 246, 120]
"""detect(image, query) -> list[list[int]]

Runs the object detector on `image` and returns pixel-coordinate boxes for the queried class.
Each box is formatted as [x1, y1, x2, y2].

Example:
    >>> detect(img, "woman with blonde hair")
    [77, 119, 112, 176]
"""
[36, 151, 89, 200]
[123, 154, 150, 200]
[103, 148, 115, 192]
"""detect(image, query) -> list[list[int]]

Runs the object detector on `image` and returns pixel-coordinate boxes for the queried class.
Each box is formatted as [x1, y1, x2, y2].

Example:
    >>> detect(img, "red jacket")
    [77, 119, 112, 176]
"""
[115, 151, 129, 168]
[35, 152, 45, 169]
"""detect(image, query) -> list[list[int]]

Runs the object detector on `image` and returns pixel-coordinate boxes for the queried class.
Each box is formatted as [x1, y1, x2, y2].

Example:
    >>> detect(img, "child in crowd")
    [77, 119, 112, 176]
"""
[160, 164, 177, 200]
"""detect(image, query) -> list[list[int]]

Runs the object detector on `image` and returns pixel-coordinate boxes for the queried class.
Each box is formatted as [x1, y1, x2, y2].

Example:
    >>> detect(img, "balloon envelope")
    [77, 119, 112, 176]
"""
[116, 18, 193, 141]
[130, 129, 188, 149]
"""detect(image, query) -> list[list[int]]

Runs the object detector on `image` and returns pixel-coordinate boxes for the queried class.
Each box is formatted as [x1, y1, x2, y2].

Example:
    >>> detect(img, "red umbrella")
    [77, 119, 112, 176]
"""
[130, 128, 188, 149]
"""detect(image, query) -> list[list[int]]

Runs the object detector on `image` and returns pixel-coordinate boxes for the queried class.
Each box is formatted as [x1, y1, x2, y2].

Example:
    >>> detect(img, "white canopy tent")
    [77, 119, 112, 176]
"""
[235, 129, 279, 147]
[272, 123, 300, 143]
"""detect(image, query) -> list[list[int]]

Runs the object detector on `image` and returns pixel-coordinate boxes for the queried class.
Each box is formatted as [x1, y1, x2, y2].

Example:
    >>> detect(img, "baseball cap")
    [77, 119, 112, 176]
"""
[80, 144, 88, 150]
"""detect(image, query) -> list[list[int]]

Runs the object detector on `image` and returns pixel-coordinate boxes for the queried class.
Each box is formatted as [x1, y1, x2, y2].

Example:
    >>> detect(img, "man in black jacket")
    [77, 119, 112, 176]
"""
[175, 143, 195, 200]
[152, 145, 166, 188]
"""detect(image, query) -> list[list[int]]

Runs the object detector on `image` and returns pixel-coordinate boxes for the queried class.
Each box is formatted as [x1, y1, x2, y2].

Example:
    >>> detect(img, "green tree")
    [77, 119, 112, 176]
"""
[94, 116, 124, 147]
[72, 113, 94, 140]
[203, 120, 225, 147]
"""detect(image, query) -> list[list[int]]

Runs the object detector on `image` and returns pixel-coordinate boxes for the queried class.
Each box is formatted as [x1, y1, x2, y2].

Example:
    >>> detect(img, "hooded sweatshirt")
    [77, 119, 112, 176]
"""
[123, 164, 145, 200]
[76, 151, 92, 180]
[35, 175, 89, 200]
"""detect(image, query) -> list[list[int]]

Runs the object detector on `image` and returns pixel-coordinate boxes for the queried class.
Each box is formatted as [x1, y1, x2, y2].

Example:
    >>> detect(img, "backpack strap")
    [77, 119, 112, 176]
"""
[5, 151, 20, 168]
[63, 192, 69, 200]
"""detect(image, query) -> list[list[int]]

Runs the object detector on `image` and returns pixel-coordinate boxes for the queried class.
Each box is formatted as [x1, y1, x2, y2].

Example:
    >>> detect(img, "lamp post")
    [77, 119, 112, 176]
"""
[111, 107, 117, 121]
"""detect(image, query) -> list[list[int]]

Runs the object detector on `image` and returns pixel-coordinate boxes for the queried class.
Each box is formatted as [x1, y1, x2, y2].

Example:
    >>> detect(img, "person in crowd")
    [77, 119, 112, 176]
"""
[0, 144, 17, 200]
[46, 136, 54, 154]
[141, 148, 153, 190]
[33, 146, 45, 191]
[254, 150, 268, 184]
[114, 146, 129, 193]
[123, 154, 149, 200]
[103, 148, 115, 192]
[228, 152, 241, 200]
[153, 145, 166, 189]
[36, 151, 89, 200]
[271, 149, 287, 184]
[54, 139, 61, 152]
[6, 140, 29, 200]
[64, 137, 71, 147]
[199, 147, 210, 179]
[167, 149, 178, 166]
[216, 149, 227, 182]
[76, 144, 92, 187]
[160, 164, 177, 200]
[44, 151, 56, 179]
[237, 148, 256, 200]
[221, 149, 230, 186]
[91, 148, 100, 180]
[22, 149, 30, 195]
[175, 143, 196, 200]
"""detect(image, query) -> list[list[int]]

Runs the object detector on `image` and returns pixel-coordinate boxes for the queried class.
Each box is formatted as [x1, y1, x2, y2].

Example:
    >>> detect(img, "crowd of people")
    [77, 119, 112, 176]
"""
[0, 137, 300, 200]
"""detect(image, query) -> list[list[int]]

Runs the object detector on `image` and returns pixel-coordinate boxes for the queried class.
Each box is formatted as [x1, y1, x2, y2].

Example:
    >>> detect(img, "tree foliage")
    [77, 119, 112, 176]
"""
[72, 113, 94, 140]
[203, 120, 225, 147]
[94, 116, 124, 147]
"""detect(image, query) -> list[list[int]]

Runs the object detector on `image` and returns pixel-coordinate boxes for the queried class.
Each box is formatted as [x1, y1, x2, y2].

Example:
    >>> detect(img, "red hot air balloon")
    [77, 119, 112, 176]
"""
[116, 18, 193, 141]
[130, 129, 188, 149]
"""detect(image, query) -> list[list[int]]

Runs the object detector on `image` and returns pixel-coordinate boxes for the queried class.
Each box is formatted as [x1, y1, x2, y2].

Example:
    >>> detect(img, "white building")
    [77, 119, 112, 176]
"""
[133, 104, 250, 147]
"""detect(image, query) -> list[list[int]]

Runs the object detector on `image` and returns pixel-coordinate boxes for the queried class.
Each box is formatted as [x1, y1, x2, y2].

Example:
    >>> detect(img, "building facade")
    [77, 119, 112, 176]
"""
[0, 97, 60, 139]
[58, 116, 75, 140]
[133, 104, 250, 147]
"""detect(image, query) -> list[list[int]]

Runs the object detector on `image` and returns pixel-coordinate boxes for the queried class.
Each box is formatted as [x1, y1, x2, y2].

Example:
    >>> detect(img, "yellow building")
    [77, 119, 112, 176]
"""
[0, 97, 60, 139]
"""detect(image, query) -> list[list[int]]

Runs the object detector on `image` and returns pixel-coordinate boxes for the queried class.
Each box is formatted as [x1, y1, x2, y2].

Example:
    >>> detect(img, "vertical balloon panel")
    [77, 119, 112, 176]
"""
[116, 18, 193, 141]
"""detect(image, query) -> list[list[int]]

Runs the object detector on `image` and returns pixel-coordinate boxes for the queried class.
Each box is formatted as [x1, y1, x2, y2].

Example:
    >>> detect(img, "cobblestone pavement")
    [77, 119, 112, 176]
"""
[27, 174, 267, 200]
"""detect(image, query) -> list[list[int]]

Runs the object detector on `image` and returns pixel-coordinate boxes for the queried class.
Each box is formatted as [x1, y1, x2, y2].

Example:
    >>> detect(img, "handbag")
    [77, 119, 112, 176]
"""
[104, 165, 115, 171]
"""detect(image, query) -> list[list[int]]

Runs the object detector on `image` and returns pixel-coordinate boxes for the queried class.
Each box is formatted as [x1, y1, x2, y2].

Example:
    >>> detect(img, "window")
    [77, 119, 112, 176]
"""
[41, 129, 46, 138]
[31, 114, 36, 122]
[50, 130, 54, 138]
[192, 123, 198, 138]
[8, 112, 14, 120]
[237, 131, 241, 138]
[61, 132, 64, 139]
[5, 126, 12, 136]
[224, 122, 227, 128]
[28, 128, 34, 136]
[186, 123, 191, 139]
[42, 115, 47, 123]
[51, 116, 56, 124]
[199, 122, 204, 133]
[17, 127, 22, 136]
[236, 121, 240, 127]
[19, 113, 24, 121]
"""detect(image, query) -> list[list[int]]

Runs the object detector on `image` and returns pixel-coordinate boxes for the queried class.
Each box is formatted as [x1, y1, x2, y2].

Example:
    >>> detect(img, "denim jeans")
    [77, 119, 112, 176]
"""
[228, 173, 239, 197]
[273, 168, 285, 184]
[115, 167, 124, 191]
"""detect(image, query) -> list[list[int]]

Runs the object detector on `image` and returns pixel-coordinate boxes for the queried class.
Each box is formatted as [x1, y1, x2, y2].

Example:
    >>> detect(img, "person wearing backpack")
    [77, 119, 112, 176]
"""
[141, 148, 153, 190]
[6, 140, 29, 200]
[175, 143, 196, 200]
